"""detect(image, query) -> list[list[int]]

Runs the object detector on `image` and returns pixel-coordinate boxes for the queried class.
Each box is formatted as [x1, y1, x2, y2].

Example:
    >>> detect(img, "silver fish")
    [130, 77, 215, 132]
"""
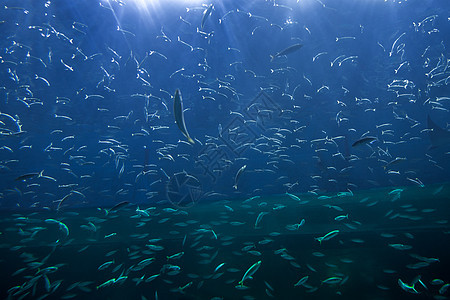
[233, 165, 247, 189]
[238, 260, 261, 287]
[173, 89, 194, 144]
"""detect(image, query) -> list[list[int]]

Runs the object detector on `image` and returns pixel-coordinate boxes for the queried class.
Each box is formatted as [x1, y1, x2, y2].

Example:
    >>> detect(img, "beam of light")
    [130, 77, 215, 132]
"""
[123, 0, 205, 11]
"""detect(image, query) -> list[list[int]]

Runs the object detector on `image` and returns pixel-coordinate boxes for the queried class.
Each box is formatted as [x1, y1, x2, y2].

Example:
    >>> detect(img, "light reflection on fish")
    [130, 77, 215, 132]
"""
[201, 4, 213, 30]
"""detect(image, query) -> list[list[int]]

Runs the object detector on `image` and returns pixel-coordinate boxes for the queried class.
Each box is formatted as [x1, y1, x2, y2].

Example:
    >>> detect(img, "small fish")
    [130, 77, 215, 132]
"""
[286, 192, 301, 201]
[324, 204, 344, 211]
[45, 219, 69, 236]
[97, 278, 116, 289]
[98, 260, 114, 270]
[238, 261, 261, 287]
[389, 188, 404, 195]
[389, 243, 412, 250]
[322, 277, 343, 285]
[294, 275, 309, 287]
[398, 278, 418, 294]
[201, 4, 213, 30]
[106, 201, 130, 215]
[173, 89, 194, 144]
[218, 123, 223, 137]
[137, 258, 155, 267]
[233, 165, 247, 190]
[383, 157, 406, 169]
[271, 43, 303, 61]
[254, 212, 268, 228]
[214, 262, 226, 272]
[178, 281, 193, 291]
[334, 214, 348, 221]
[167, 252, 184, 260]
[316, 230, 339, 244]
[352, 136, 377, 147]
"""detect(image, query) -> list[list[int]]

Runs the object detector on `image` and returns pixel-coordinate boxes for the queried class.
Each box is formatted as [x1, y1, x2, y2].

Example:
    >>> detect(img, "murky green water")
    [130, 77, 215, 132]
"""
[1, 183, 449, 299]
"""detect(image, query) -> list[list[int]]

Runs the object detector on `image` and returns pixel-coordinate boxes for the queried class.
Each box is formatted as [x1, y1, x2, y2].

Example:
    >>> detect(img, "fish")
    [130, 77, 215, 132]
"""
[15, 170, 44, 181]
[351, 136, 377, 147]
[106, 201, 130, 215]
[398, 278, 418, 294]
[201, 4, 213, 30]
[294, 275, 309, 287]
[218, 123, 223, 137]
[427, 115, 450, 148]
[45, 219, 70, 236]
[98, 260, 114, 270]
[383, 157, 407, 169]
[322, 277, 343, 285]
[254, 212, 268, 228]
[167, 252, 184, 260]
[334, 214, 348, 221]
[214, 262, 226, 272]
[270, 43, 303, 61]
[238, 261, 261, 287]
[173, 89, 194, 144]
[315, 230, 339, 244]
[233, 165, 247, 189]
[137, 258, 155, 267]
[389, 243, 412, 250]
[96, 278, 116, 289]
[286, 192, 301, 201]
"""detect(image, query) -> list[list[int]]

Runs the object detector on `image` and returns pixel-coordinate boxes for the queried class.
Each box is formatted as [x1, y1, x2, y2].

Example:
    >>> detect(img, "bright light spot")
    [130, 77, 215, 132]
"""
[124, 0, 204, 10]
[285, 18, 294, 25]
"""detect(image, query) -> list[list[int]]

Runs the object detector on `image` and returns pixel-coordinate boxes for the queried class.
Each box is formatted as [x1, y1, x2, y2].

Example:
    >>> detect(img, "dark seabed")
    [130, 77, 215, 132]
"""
[1, 0, 450, 299]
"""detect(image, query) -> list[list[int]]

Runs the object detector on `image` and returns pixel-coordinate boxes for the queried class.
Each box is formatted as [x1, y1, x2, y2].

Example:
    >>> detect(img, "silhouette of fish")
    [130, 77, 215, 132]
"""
[427, 115, 450, 149]
[270, 43, 303, 62]
[352, 136, 377, 147]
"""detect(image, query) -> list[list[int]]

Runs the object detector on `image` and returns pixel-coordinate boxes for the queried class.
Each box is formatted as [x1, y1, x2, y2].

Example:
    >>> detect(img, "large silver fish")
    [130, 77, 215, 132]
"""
[233, 164, 247, 190]
[201, 4, 213, 30]
[173, 89, 195, 144]
[427, 115, 450, 149]
[270, 43, 303, 61]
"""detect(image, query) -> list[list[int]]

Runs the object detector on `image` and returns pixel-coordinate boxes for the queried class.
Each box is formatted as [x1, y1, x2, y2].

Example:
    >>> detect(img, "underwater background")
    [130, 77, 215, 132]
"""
[0, 0, 450, 299]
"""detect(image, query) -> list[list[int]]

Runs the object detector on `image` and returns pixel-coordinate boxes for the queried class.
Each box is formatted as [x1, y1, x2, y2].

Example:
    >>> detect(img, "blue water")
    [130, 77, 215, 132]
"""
[0, 0, 449, 299]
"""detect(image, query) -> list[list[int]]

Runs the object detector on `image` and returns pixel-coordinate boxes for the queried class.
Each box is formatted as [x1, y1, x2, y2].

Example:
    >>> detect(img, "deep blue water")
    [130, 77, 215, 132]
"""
[0, 0, 450, 299]
[0, 0, 449, 209]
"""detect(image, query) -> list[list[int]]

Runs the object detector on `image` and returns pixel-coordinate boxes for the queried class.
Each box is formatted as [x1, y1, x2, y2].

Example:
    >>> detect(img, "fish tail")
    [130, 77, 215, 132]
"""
[270, 55, 274, 62]
[233, 184, 238, 190]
